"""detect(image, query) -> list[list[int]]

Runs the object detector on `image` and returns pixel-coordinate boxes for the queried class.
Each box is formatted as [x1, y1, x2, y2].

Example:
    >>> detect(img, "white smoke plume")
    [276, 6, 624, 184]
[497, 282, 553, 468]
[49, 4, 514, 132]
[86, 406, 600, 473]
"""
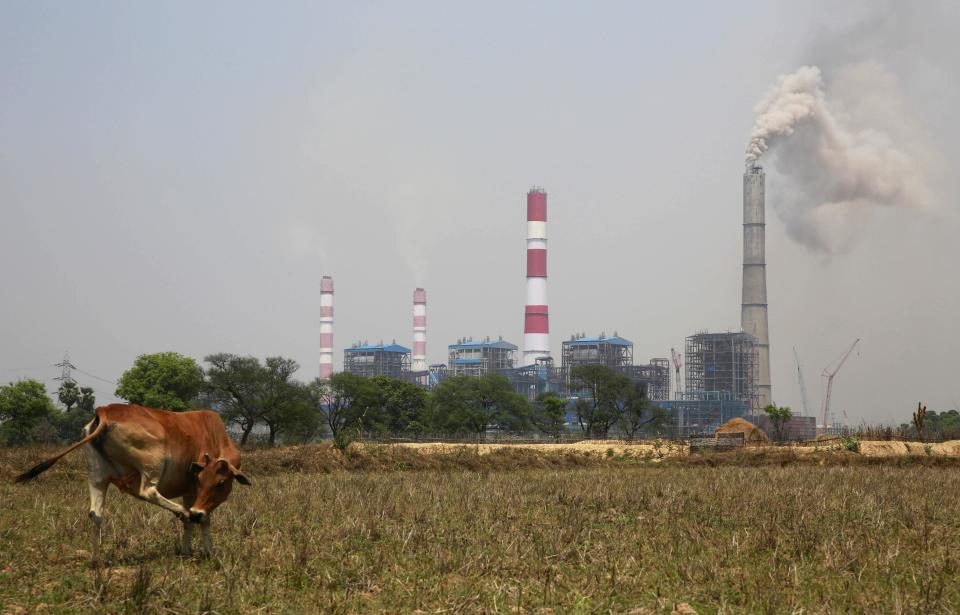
[745, 65, 931, 252]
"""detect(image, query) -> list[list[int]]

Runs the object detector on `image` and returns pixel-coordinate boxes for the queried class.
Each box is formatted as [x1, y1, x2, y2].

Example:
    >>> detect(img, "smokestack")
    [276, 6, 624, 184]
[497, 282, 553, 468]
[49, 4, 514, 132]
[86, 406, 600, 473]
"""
[319, 276, 334, 380]
[742, 167, 772, 411]
[523, 187, 550, 364]
[413, 288, 427, 371]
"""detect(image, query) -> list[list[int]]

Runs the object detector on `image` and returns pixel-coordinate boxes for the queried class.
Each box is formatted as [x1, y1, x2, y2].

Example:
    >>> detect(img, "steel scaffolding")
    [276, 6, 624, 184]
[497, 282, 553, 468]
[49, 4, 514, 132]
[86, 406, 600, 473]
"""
[684, 331, 758, 411]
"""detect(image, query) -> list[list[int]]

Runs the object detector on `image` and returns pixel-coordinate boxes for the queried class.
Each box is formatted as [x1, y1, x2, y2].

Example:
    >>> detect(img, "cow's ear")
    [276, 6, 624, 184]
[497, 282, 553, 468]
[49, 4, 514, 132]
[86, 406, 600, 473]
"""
[233, 471, 252, 486]
[190, 462, 205, 475]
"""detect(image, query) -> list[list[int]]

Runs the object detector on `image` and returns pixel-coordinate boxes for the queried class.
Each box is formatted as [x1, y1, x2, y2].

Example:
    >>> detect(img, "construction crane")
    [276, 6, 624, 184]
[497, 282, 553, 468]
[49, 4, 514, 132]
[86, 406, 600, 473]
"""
[793, 346, 811, 417]
[820, 338, 861, 428]
[670, 348, 682, 400]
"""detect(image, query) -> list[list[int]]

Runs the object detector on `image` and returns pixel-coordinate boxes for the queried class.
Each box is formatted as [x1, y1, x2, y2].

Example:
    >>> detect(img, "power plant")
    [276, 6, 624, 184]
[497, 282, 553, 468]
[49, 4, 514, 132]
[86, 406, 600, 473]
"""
[324, 174, 783, 433]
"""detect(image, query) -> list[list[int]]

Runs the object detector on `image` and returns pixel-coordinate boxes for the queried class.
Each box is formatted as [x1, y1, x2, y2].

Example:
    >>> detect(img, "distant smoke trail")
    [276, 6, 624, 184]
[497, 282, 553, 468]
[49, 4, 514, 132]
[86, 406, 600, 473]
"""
[745, 65, 930, 252]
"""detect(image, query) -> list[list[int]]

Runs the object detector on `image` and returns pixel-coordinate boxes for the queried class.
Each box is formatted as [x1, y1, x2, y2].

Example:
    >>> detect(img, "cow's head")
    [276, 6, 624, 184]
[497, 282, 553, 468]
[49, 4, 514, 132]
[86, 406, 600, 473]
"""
[188, 453, 251, 522]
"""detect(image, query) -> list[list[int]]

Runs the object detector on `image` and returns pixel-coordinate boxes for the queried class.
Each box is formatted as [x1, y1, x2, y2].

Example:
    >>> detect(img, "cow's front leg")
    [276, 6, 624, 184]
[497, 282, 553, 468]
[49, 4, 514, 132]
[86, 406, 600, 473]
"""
[200, 514, 213, 557]
[135, 474, 189, 519]
[179, 519, 194, 556]
[179, 494, 196, 556]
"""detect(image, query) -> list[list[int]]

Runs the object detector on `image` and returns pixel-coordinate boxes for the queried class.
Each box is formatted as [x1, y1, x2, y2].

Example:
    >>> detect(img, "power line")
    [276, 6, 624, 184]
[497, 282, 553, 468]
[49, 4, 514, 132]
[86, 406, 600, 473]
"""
[73, 367, 116, 386]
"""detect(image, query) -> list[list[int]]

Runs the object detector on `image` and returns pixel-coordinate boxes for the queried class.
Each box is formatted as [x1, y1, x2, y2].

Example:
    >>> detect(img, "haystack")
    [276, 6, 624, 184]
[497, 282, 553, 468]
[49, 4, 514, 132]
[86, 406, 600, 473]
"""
[714, 417, 768, 443]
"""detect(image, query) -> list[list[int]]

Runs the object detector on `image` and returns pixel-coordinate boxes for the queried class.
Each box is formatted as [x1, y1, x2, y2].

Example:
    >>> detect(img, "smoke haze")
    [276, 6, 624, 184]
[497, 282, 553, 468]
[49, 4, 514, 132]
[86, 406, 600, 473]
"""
[746, 64, 931, 252]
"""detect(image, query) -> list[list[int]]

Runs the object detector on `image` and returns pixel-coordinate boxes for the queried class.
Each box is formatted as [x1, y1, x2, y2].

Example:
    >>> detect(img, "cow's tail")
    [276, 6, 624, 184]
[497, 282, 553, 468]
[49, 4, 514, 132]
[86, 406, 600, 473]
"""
[14, 408, 109, 483]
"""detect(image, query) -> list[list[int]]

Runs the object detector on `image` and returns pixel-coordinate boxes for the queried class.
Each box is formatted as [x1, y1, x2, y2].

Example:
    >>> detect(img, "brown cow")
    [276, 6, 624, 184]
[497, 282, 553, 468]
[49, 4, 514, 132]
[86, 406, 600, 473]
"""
[15, 403, 250, 557]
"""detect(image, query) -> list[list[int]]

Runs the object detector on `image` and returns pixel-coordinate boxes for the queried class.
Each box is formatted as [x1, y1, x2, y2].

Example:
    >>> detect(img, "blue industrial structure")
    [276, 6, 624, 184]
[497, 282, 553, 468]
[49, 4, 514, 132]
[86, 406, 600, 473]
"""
[343, 342, 411, 379]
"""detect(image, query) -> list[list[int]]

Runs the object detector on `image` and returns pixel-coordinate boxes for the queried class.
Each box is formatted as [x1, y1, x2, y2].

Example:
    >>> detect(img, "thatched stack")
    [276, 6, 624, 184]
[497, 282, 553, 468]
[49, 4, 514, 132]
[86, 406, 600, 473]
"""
[715, 417, 768, 443]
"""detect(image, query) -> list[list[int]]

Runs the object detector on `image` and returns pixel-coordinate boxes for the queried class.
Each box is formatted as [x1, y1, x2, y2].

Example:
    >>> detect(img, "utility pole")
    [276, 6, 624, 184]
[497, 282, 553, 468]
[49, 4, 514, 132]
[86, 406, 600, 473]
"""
[54, 351, 76, 384]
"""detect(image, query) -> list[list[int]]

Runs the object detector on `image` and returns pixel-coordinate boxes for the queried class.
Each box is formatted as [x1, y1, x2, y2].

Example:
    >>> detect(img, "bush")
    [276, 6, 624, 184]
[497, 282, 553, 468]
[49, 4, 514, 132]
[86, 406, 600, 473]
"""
[333, 430, 355, 452]
[843, 436, 861, 453]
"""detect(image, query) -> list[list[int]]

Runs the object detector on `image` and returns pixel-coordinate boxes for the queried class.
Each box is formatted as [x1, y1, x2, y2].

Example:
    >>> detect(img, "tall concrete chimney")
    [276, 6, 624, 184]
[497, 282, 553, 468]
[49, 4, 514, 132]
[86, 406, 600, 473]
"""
[742, 166, 772, 411]
[523, 187, 550, 364]
[412, 288, 427, 371]
[319, 276, 334, 379]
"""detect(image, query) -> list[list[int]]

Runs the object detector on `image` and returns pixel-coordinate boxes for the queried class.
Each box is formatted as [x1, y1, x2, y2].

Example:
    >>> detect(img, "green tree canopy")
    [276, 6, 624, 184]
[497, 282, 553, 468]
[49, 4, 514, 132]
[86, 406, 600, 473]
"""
[310, 373, 376, 445]
[205, 354, 312, 445]
[366, 376, 428, 435]
[115, 352, 204, 411]
[258, 357, 311, 446]
[570, 364, 631, 437]
[531, 395, 567, 441]
[77, 386, 96, 413]
[616, 387, 665, 440]
[0, 379, 60, 446]
[57, 380, 80, 411]
[428, 374, 530, 437]
[764, 404, 793, 442]
[55, 385, 97, 442]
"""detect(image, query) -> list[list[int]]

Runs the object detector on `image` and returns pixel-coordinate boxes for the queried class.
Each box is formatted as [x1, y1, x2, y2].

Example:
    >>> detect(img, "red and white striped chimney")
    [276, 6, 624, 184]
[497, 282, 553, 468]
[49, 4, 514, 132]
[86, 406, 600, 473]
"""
[523, 187, 550, 364]
[413, 288, 427, 371]
[319, 276, 334, 379]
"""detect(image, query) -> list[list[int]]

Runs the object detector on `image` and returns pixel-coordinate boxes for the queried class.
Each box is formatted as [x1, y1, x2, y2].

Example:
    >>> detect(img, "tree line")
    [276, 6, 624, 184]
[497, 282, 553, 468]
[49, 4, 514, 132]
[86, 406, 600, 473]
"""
[0, 351, 668, 447]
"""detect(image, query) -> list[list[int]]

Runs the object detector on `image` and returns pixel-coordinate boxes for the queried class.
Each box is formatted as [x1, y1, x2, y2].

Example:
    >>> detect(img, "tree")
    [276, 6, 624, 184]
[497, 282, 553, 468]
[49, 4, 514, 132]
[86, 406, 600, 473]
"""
[913, 402, 927, 441]
[56, 386, 98, 442]
[570, 365, 631, 437]
[368, 376, 428, 434]
[616, 387, 666, 440]
[205, 354, 312, 446]
[258, 357, 309, 446]
[57, 380, 80, 412]
[0, 379, 60, 446]
[78, 387, 96, 413]
[205, 354, 265, 444]
[310, 373, 375, 446]
[428, 374, 529, 438]
[532, 395, 567, 441]
[764, 404, 793, 442]
[115, 352, 204, 411]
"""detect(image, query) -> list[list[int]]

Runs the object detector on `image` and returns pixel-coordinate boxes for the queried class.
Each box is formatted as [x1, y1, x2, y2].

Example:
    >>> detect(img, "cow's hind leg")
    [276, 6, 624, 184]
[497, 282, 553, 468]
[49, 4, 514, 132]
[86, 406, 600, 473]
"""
[87, 478, 109, 561]
[83, 443, 113, 562]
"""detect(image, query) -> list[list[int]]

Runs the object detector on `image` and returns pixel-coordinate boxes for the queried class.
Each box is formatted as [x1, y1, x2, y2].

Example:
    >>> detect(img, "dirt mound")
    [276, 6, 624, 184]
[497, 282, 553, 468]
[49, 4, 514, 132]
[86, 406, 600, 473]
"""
[715, 418, 768, 443]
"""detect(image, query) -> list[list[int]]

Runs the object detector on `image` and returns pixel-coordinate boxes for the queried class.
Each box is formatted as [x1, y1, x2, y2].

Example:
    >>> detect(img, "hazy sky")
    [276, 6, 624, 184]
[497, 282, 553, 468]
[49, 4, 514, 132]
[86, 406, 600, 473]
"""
[2, 1, 957, 424]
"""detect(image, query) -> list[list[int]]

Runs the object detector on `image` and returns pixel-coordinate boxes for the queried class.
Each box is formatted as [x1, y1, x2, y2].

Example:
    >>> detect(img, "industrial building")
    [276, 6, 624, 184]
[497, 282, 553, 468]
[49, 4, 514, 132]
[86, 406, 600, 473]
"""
[656, 331, 757, 434]
[561, 334, 632, 368]
[684, 331, 757, 404]
[343, 342, 411, 379]
[658, 392, 753, 436]
[448, 337, 517, 377]
[557, 334, 670, 401]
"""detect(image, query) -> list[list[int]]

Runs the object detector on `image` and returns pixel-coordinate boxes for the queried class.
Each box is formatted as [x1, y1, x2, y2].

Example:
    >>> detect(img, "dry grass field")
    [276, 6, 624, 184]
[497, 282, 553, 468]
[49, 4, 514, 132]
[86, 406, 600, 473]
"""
[2, 443, 959, 613]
